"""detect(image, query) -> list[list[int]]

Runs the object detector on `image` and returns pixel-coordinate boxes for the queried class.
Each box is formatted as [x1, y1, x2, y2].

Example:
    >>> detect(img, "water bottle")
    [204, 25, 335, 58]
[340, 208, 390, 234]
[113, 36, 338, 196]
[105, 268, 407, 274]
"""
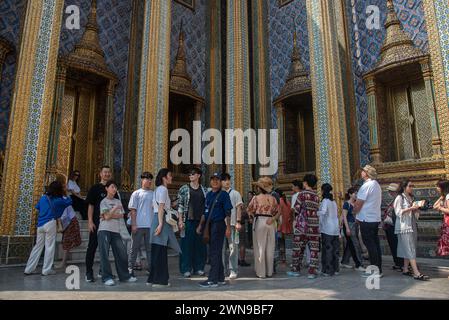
[235, 231, 240, 244]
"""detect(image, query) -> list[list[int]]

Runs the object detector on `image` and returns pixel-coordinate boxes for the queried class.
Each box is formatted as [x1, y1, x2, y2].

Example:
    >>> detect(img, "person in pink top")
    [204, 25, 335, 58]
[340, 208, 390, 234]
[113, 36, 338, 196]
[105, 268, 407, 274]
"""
[275, 189, 292, 264]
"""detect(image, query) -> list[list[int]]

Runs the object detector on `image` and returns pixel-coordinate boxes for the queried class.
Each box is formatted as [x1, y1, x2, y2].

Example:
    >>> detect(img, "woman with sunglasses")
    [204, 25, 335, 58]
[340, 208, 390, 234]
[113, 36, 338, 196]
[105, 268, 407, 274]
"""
[68, 170, 87, 220]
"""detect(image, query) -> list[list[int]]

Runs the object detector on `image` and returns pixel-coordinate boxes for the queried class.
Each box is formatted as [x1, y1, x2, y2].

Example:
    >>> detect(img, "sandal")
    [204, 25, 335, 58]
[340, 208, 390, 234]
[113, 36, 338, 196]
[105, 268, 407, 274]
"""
[413, 274, 430, 281]
[402, 270, 413, 276]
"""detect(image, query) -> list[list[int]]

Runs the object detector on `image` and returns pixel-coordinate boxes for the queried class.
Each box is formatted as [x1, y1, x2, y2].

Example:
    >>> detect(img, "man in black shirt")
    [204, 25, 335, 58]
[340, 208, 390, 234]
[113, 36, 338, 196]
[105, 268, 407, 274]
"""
[177, 167, 208, 277]
[85, 165, 115, 282]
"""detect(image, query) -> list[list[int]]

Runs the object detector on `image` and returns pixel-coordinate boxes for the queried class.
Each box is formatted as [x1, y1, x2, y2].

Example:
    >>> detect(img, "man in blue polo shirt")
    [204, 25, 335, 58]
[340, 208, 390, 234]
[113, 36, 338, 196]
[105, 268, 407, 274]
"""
[197, 172, 232, 288]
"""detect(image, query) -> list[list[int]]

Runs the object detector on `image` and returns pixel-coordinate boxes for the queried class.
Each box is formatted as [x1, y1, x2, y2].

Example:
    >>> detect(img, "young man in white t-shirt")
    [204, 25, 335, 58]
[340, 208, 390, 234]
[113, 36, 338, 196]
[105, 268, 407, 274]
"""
[221, 173, 243, 279]
[128, 172, 154, 277]
[353, 165, 383, 278]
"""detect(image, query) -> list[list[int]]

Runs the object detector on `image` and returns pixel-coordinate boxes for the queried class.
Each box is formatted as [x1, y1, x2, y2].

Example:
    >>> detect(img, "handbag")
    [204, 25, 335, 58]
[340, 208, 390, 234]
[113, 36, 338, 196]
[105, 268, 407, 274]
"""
[60, 205, 76, 231]
[165, 207, 179, 232]
[157, 201, 180, 232]
[202, 191, 223, 244]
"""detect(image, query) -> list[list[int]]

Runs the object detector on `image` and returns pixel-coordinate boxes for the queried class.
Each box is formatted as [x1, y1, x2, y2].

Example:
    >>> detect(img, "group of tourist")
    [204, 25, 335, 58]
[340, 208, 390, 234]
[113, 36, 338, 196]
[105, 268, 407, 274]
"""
[24, 163, 449, 287]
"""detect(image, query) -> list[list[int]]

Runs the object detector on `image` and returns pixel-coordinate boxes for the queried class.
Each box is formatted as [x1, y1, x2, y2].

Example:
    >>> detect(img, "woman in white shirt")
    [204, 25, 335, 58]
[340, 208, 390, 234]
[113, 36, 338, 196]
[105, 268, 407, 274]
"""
[394, 180, 429, 281]
[67, 170, 87, 220]
[147, 168, 181, 288]
[318, 183, 340, 276]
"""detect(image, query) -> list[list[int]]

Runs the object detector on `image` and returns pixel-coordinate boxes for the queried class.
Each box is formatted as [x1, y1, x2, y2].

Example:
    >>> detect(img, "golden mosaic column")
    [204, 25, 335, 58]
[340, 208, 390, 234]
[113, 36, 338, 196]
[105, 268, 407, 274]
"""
[206, 0, 223, 179]
[306, 0, 351, 196]
[422, 0, 449, 175]
[0, 0, 64, 236]
[275, 102, 286, 177]
[45, 64, 67, 185]
[135, 0, 172, 184]
[419, 59, 442, 157]
[227, 0, 252, 195]
[104, 80, 117, 168]
[365, 75, 382, 163]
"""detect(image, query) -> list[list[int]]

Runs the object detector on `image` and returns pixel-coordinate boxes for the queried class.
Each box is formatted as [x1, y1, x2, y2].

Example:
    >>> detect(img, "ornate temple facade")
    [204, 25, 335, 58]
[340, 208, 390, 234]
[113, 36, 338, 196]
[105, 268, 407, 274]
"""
[1, 0, 449, 264]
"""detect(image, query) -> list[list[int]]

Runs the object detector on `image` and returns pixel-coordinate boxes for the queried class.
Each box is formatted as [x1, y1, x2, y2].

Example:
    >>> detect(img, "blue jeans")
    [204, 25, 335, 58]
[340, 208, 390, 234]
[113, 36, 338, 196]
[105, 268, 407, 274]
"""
[208, 221, 226, 283]
[98, 230, 130, 282]
[222, 226, 239, 274]
[180, 220, 207, 274]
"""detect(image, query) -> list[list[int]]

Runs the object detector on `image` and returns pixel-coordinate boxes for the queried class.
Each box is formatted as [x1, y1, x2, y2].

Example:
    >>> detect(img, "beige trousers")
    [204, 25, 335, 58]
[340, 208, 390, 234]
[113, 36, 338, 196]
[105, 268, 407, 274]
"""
[253, 216, 276, 278]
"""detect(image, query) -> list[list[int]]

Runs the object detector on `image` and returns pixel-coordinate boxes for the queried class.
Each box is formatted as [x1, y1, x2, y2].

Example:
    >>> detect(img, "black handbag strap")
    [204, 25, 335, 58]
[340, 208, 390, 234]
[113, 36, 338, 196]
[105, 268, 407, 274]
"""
[205, 190, 223, 226]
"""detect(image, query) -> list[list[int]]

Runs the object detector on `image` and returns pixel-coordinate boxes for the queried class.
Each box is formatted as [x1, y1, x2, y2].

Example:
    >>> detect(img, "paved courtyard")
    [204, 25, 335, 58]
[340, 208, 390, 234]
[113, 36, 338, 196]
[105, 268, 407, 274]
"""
[1, 253, 449, 300]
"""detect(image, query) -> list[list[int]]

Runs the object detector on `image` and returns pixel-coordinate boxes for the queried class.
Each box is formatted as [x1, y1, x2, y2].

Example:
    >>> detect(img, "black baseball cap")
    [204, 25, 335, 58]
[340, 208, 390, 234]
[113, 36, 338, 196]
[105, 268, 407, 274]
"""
[210, 172, 221, 180]
[141, 172, 154, 179]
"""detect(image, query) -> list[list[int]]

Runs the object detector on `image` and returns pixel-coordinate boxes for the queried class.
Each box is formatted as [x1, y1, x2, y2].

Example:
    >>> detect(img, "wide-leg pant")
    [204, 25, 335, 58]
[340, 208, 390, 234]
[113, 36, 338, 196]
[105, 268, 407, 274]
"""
[253, 216, 276, 278]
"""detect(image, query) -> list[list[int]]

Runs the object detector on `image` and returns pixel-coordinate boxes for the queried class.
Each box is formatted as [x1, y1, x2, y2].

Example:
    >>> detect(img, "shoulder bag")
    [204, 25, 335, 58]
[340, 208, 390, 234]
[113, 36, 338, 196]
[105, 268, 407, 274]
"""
[202, 191, 223, 244]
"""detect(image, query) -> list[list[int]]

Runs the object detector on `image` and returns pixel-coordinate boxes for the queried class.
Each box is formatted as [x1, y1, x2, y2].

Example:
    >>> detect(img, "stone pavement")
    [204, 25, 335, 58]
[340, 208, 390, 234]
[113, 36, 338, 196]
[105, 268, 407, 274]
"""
[1, 253, 449, 300]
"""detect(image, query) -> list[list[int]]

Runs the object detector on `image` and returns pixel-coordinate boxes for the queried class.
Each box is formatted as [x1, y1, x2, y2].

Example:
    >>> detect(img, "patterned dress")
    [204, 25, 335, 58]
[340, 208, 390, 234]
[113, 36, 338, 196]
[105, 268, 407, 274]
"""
[62, 217, 82, 251]
[437, 197, 449, 256]
[291, 190, 320, 274]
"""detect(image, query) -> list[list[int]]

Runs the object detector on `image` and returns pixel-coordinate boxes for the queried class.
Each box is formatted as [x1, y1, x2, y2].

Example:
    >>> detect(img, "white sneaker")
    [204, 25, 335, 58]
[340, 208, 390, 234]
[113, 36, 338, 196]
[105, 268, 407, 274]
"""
[196, 270, 205, 276]
[126, 276, 137, 283]
[355, 266, 366, 272]
[307, 274, 317, 279]
[41, 270, 57, 276]
[340, 263, 353, 269]
[104, 279, 115, 286]
[183, 272, 191, 278]
[229, 271, 238, 279]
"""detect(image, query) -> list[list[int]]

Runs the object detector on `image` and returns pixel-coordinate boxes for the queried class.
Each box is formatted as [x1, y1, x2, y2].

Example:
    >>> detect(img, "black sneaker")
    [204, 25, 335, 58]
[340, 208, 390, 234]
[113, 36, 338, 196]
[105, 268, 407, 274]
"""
[199, 281, 218, 288]
[85, 274, 95, 283]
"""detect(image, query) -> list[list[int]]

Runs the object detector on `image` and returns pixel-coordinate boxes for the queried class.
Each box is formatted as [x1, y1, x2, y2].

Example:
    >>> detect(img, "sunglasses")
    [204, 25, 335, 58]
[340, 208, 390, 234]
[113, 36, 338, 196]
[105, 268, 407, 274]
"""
[189, 172, 198, 176]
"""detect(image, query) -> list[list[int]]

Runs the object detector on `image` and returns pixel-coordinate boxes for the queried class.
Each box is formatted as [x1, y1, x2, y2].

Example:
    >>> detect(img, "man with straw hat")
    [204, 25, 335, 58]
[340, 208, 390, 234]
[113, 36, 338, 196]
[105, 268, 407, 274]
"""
[353, 165, 383, 278]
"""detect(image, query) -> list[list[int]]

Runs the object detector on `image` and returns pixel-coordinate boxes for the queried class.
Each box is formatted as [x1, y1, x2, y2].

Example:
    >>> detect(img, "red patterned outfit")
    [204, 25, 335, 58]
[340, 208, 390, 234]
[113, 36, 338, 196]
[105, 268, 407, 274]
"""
[436, 202, 449, 256]
[291, 190, 320, 274]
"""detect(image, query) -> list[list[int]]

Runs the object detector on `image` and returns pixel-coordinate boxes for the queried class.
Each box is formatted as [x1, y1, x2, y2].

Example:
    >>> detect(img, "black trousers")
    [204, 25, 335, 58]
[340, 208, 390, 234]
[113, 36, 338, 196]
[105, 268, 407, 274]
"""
[208, 221, 226, 283]
[384, 224, 404, 267]
[148, 244, 169, 285]
[360, 221, 383, 274]
[341, 224, 362, 268]
[321, 233, 340, 275]
[85, 221, 99, 276]
[70, 195, 87, 220]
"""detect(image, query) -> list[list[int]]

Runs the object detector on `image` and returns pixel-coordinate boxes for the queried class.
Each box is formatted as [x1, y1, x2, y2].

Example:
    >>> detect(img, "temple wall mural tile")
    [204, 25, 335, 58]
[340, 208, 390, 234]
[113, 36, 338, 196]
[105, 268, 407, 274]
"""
[0, 0, 27, 150]
[268, 0, 309, 128]
[171, 0, 207, 99]
[346, 0, 429, 165]
[60, 0, 132, 173]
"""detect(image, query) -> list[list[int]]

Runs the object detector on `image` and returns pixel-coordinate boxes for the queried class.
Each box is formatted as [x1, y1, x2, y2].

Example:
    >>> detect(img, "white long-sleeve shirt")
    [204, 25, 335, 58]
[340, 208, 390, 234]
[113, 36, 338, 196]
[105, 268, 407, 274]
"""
[318, 198, 339, 236]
